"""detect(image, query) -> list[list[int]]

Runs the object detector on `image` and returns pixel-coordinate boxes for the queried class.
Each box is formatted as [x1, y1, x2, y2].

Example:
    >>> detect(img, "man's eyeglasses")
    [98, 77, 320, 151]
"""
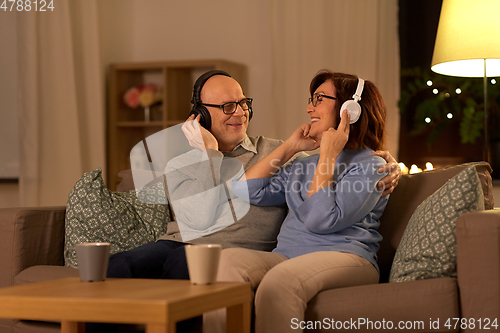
[308, 94, 336, 107]
[200, 98, 253, 115]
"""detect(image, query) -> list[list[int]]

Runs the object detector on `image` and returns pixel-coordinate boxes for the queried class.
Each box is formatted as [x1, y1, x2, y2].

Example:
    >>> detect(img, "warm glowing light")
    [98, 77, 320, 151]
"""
[426, 162, 434, 171]
[433, 89, 439, 94]
[410, 164, 423, 174]
[399, 162, 409, 175]
[425, 117, 432, 123]
[431, 1, 500, 77]
[447, 113, 453, 119]
[427, 80, 433, 86]
[456, 88, 462, 94]
[432, 59, 500, 77]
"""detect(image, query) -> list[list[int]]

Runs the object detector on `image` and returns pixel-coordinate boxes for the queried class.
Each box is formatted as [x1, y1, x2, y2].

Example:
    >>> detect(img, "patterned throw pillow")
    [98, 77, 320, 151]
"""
[64, 168, 171, 267]
[389, 166, 484, 282]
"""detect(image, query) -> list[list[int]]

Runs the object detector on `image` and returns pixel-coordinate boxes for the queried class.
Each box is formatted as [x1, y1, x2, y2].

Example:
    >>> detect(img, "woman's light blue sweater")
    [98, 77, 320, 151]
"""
[233, 148, 389, 272]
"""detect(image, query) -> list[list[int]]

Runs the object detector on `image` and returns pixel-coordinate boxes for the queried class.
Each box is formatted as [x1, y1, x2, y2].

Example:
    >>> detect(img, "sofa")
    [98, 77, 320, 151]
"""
[0, 161, 498, 333]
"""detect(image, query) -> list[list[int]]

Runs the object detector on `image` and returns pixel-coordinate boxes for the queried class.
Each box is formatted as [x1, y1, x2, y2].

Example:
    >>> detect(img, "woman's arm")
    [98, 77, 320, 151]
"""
[232, 124, 319, 207]
[298, 156, 388, 234]
[307, 111, 350, 198]
[242, 124, 320, 180]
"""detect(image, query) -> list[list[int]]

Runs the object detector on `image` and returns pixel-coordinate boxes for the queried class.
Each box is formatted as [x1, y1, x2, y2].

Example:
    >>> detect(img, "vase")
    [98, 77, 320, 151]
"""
[144, 106, 150, 123]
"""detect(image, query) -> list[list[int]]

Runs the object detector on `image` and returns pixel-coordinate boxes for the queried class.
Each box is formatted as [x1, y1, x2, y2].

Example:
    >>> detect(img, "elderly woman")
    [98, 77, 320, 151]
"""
[218, 70, 389, 333]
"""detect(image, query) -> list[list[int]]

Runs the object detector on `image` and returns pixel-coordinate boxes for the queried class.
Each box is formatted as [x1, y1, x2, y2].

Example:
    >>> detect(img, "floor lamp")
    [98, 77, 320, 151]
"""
[431, 0, 500, 164]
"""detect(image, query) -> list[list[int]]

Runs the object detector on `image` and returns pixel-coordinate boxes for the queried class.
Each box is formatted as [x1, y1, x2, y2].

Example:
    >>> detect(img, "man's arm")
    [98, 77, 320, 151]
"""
[371, 150, 401, 197]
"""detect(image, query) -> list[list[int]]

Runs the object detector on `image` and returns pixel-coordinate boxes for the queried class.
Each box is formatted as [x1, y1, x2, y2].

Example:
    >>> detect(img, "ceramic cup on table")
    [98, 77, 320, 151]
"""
[185, 244, 222, 285]
[65, 242, 111, 282]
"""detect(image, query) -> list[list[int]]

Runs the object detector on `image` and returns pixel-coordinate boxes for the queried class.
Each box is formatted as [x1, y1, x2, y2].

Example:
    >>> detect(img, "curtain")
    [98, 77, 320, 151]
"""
[17, 0, 105, 206]
[270, 0, 400, 156]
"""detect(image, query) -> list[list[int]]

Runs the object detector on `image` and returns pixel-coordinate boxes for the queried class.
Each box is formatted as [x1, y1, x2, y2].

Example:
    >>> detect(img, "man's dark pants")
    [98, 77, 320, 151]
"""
[107, 240, 190, 279]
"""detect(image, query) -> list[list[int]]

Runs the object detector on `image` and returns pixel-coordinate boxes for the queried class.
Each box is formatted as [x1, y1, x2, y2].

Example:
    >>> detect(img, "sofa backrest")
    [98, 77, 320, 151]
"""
[118, 163, 494, 282]
[377, 161, 494, 283]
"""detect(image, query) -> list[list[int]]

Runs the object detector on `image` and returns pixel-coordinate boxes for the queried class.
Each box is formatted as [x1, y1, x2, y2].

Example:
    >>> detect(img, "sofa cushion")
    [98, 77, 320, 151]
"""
[389, 166, 484, 282]
[377, 161, 492, 282]
[305, 278, 459, 333]
[0, 207, 67, 289]
[64, 168, 171, 267]
[15, 266, 80, 286]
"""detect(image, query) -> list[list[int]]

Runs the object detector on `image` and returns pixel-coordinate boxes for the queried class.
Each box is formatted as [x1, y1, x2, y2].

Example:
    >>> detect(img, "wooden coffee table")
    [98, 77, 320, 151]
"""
[0, 277, 251, 333]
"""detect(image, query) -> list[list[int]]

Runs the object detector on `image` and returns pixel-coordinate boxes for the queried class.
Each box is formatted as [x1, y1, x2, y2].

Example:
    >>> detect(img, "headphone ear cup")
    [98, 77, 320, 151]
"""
[340, 100, 361, 124]
[248, 107, 253, 121]
[190, 105, 212, 130]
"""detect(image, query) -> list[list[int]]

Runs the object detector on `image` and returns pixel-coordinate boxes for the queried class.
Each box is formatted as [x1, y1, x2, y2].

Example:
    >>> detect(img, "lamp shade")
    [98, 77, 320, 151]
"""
[431, 0, 500, 77]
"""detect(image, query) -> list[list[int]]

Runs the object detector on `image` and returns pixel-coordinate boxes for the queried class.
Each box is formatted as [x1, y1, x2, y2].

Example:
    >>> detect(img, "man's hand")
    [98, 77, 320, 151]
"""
[181, 114, 218, 151]
[371, 150, 401, 197]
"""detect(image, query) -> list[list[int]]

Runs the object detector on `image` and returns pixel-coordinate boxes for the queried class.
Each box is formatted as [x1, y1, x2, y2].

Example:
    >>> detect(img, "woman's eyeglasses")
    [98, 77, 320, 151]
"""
[308, 94, 336, 107]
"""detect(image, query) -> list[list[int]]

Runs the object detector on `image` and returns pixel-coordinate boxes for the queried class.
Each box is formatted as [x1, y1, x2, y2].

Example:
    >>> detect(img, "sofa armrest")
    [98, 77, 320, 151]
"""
[456, 209, 500, 328]
[0, 206, 67, 289]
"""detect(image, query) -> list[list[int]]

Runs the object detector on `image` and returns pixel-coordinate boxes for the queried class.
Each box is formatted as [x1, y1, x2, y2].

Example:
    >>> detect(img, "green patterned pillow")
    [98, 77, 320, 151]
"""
[64, 168, 171, 267]
[389, 166, 484, 282]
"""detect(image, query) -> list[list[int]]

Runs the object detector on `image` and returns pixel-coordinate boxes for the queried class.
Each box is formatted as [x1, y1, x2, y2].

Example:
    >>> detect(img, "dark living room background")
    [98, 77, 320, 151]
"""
[398, 0, 500, 179]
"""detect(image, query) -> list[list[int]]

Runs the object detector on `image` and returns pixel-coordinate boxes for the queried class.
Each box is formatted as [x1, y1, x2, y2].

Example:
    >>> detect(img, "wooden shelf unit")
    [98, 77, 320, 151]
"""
[107, 59, 248, 190]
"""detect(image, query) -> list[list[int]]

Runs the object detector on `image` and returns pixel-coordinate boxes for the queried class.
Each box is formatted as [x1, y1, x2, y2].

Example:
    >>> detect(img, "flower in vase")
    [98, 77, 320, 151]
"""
[123, 84, 162, 109]
[123, 87, 141, 108]
[139, 84, 162, 107]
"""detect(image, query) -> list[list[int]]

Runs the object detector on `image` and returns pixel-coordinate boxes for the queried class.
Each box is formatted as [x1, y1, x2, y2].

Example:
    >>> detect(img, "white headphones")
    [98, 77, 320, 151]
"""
[340, 78, 364, 124]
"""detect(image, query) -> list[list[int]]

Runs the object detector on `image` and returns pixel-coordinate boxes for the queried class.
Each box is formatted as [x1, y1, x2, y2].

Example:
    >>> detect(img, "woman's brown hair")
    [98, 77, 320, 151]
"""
[309, 70, 387, 151]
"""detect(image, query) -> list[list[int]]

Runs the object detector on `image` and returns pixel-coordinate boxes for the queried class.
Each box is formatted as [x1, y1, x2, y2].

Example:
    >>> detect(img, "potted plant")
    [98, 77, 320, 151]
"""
[399, 67, 500, 177]
[399, 67, 500, 146]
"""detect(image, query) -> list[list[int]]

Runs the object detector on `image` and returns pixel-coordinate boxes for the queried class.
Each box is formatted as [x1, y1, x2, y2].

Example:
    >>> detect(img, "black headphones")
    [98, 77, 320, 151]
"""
[190, 70, 253, 129]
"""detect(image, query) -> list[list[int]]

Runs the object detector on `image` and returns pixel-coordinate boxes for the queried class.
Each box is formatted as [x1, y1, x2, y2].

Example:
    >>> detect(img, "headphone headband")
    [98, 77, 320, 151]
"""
[340, 77, 365, 124]
[352, 78, 365, 102]
[191, 70, 231, 106]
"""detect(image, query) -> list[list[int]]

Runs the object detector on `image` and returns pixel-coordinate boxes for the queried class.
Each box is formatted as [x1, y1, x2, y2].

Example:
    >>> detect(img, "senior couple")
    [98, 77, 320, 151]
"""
[107, 69, 399, 333]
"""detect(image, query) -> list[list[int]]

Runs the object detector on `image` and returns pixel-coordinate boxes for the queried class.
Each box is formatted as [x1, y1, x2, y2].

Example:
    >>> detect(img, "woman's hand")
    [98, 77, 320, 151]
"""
[181, 114, 219, 151]
[319, 110, 350, 160]
[307, 112, 350, 198]
[284, 123, 321, 154]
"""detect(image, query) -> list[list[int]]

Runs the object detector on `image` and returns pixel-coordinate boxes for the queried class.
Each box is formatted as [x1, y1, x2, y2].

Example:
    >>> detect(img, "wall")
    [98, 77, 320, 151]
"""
[0, 0, 275, 208]
[0, 11, 20, 208]
[0, 184, 19, 208]
[0, 10, 19, 178]
[97, 0, 275, 139]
